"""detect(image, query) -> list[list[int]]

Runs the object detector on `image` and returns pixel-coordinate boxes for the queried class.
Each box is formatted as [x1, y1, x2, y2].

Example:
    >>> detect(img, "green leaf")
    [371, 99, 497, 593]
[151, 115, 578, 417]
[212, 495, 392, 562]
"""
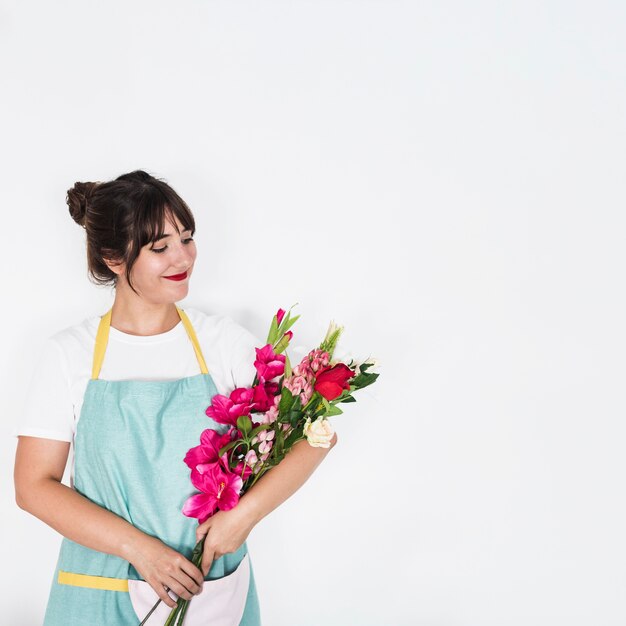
[236, 415, 252, 436]
[338, 395, 357, 403]
[324, 405, 343, 417]
[284, 353, 292, 378]
[279, 387, 296, 414]
[277, 313, 300, 336]
[350, 371, 379, 390]
[266, 315, 279, 345]
[249, 423, 273, 438]
[284, 425, 304, 448]
[273, 332, 291, 354]
[275, 424, 285, 455]
[289, 409, 302, 427]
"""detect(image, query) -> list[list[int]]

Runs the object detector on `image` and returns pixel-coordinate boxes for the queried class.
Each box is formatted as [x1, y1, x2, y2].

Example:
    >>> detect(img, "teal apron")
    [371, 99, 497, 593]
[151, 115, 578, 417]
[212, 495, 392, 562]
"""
[43, 306, 262, 625]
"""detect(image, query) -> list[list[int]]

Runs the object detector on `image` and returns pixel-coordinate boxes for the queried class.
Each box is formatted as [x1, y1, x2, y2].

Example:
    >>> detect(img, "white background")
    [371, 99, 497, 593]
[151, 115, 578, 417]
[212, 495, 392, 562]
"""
[1, 1, 625, 624]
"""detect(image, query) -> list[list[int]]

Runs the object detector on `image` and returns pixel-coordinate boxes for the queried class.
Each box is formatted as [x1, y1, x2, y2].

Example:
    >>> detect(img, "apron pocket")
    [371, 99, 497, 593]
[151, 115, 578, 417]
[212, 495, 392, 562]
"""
[128, 552, 251, 626]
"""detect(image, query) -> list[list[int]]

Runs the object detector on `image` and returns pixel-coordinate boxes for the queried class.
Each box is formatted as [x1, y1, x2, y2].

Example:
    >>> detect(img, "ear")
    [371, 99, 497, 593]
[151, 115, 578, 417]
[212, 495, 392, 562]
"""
[102, 256, 126, 276]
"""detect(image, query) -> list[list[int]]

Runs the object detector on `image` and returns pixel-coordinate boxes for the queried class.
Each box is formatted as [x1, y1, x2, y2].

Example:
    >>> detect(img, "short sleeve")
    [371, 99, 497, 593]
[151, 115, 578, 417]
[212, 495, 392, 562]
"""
[227, 321, 264, 390]
[13, 335, 75, 442]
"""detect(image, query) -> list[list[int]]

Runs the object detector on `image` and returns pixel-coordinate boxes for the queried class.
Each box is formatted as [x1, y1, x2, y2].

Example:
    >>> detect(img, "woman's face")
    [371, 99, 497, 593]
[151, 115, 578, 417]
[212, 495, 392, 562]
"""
[121, 213, 197, 304]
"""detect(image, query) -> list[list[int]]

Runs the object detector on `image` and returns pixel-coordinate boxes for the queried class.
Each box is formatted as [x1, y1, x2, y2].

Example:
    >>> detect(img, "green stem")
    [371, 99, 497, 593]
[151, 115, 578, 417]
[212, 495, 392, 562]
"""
[163, 598, 184, 626]
[140, 536, 205, 626]
[175, 596, 192, 625]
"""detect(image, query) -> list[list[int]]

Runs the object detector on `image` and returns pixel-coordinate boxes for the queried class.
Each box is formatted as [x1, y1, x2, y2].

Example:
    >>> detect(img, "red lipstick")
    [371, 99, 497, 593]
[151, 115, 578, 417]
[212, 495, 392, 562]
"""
[163, 271, 188, 281]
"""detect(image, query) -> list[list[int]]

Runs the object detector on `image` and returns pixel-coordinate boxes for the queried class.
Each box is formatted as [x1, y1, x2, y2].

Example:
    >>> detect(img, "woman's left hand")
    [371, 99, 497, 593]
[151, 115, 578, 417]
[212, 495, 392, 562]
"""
[196, 503, 257, 576]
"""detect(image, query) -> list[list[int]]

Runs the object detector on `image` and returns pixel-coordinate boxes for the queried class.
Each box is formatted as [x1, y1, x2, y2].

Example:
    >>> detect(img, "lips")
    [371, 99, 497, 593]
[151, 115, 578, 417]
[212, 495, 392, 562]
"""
[163, 270, 188, 281]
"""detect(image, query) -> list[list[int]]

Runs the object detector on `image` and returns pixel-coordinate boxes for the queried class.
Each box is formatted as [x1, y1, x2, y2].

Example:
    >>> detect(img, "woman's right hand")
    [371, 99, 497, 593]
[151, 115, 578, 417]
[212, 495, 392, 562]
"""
[127, 535, 204, 608]
[14, 437, 205, 610]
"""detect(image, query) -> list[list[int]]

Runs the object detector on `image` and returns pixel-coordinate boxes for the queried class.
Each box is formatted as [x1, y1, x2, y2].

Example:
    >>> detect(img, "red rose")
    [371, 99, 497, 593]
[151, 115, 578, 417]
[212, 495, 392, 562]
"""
[314, 363, 354, 401]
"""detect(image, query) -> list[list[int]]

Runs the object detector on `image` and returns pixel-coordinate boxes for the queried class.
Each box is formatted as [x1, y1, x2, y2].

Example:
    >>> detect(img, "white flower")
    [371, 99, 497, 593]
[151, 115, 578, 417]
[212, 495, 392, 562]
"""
[303, 416, 335, 448]
[355, 356, 380, 375]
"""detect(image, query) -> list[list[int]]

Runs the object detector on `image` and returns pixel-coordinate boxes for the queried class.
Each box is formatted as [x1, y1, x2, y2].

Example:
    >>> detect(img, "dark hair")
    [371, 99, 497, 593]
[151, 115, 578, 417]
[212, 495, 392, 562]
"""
[66, 170, 196, 295]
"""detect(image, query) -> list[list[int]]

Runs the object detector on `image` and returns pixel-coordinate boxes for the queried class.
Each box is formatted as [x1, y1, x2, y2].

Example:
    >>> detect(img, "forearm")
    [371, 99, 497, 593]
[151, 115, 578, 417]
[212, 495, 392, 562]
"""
[17, 478, 147, 562]
[238, 434, 337, 525]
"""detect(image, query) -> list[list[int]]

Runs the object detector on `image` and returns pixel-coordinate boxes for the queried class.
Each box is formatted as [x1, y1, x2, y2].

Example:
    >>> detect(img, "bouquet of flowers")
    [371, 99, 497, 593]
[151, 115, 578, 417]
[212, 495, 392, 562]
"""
[140, 306, 378, 625]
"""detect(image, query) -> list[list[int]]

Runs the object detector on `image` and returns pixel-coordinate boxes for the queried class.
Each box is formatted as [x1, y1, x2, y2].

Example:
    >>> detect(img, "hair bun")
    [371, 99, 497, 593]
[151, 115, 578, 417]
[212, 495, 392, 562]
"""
[67, 181, 100, 227]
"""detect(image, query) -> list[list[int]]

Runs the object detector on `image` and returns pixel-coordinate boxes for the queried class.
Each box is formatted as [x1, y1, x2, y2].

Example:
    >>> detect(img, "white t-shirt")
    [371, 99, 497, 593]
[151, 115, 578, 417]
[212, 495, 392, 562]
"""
[13, 307, 262, 443]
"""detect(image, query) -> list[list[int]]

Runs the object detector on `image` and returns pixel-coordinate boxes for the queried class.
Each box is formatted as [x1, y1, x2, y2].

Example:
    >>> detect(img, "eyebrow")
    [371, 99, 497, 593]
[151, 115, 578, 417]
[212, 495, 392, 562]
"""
[154, 229, 192, 242]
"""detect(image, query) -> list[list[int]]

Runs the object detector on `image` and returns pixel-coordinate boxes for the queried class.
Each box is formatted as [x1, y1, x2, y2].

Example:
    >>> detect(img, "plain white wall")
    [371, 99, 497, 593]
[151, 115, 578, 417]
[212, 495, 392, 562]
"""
[1, 1, 625, 624]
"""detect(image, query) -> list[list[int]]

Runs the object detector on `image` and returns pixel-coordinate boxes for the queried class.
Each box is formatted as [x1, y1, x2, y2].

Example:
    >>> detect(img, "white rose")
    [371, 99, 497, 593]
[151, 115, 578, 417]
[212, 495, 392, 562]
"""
[303, 416, 335, 448]
[355, 356, 380, 375]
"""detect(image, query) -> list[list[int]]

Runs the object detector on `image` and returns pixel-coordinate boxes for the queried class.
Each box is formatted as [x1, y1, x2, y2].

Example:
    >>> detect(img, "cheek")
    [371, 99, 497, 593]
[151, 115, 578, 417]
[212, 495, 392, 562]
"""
[135, 254, 169, 279]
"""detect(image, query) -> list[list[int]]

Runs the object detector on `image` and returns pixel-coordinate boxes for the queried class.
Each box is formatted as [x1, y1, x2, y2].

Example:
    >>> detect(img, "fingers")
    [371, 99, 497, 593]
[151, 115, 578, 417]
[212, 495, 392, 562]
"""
[196, 521, 210, 543]
[176, 568, 203, 596]
[152, 583, 177, 609]
[163, 574, 198, 602]
[181, 559, 205, 590]
[201, 549, 215, 577]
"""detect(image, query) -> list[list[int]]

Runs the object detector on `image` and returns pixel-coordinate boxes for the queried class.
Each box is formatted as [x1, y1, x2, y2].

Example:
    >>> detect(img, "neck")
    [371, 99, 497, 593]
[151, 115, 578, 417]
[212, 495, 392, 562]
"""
[109, 295, 181, 337]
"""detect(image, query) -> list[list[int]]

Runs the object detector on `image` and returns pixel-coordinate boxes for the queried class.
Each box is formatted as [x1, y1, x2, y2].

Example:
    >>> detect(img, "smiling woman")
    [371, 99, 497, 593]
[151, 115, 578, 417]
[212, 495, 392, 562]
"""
[13, 169, 338, 624]
[65, 171, 199, 306]
[13, 170, 276, 625]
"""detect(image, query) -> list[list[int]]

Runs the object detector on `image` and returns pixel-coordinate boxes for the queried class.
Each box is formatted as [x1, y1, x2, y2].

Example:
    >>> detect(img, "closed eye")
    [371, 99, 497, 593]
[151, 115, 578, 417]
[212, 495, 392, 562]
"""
[152, 237, 194, 253]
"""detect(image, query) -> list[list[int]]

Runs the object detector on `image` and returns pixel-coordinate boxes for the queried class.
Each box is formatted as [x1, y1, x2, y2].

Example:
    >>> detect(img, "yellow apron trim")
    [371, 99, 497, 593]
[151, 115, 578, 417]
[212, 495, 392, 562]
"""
[176, 306, 209, 375]
[58, 570, 129, 592]
[91, 308, 112, 380]
[91, 305, 209, 379]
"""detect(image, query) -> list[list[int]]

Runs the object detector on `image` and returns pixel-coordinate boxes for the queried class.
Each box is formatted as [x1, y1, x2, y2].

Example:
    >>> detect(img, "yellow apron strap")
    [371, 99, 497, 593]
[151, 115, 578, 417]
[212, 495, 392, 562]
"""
[176, 306, 209, 374]
[58, 570, 129, 592]
[91, 306, 209, 380]
[91, 309, 112, 380]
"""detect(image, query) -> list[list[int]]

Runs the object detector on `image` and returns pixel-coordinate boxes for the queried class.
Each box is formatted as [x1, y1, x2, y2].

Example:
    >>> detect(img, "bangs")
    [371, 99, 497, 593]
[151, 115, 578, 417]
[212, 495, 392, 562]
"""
[134, 185, 196, 247]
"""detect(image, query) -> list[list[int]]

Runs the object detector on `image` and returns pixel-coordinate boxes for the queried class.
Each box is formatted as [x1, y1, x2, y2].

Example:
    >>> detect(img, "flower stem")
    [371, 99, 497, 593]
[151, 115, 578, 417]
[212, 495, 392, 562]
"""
[143, 536, 205, 626]
[175, 597, 192, 625]
[163, 598, 185, 626]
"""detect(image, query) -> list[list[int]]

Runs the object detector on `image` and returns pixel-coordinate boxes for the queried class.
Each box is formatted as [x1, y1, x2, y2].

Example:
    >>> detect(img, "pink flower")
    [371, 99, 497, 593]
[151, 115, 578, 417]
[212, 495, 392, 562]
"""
[283, 374, 308, 396]
[251, 381, 279, 413]
[293, 350, 329, 377]
[241, 450, 261, 475]
[245, 449, 259, 466]
[182, 455, 243, 523]
[257, 429, 274, 454]
[283, 374, 314, 406]
[276, 308, 286, 326]
[206, 387, 254, 426]
[300, 381, 314, 406]
[293, 361, 312, 377]
[234, 459, 253, 481]
[254, 344, 286, 381]
[184, 428, 233, 472]
[309, 349, 330, 373]
[230, 387, 254, 405]
[257, 404, 279, 424]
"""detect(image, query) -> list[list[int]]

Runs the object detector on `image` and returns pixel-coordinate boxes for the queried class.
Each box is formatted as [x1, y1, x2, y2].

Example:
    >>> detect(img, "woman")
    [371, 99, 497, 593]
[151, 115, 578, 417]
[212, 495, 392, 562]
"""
[13, 169, 337, 625]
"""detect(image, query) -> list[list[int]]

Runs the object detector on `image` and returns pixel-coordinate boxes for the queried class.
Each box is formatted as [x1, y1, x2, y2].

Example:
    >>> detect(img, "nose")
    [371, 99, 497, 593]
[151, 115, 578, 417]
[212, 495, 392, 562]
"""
[171, 240, 195, 270]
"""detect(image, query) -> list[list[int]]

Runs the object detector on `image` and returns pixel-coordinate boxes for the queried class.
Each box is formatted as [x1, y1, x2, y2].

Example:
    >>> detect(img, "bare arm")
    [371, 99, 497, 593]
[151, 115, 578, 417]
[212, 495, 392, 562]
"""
[196, 432, 338, 574]
[14, 436, 204, 607]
